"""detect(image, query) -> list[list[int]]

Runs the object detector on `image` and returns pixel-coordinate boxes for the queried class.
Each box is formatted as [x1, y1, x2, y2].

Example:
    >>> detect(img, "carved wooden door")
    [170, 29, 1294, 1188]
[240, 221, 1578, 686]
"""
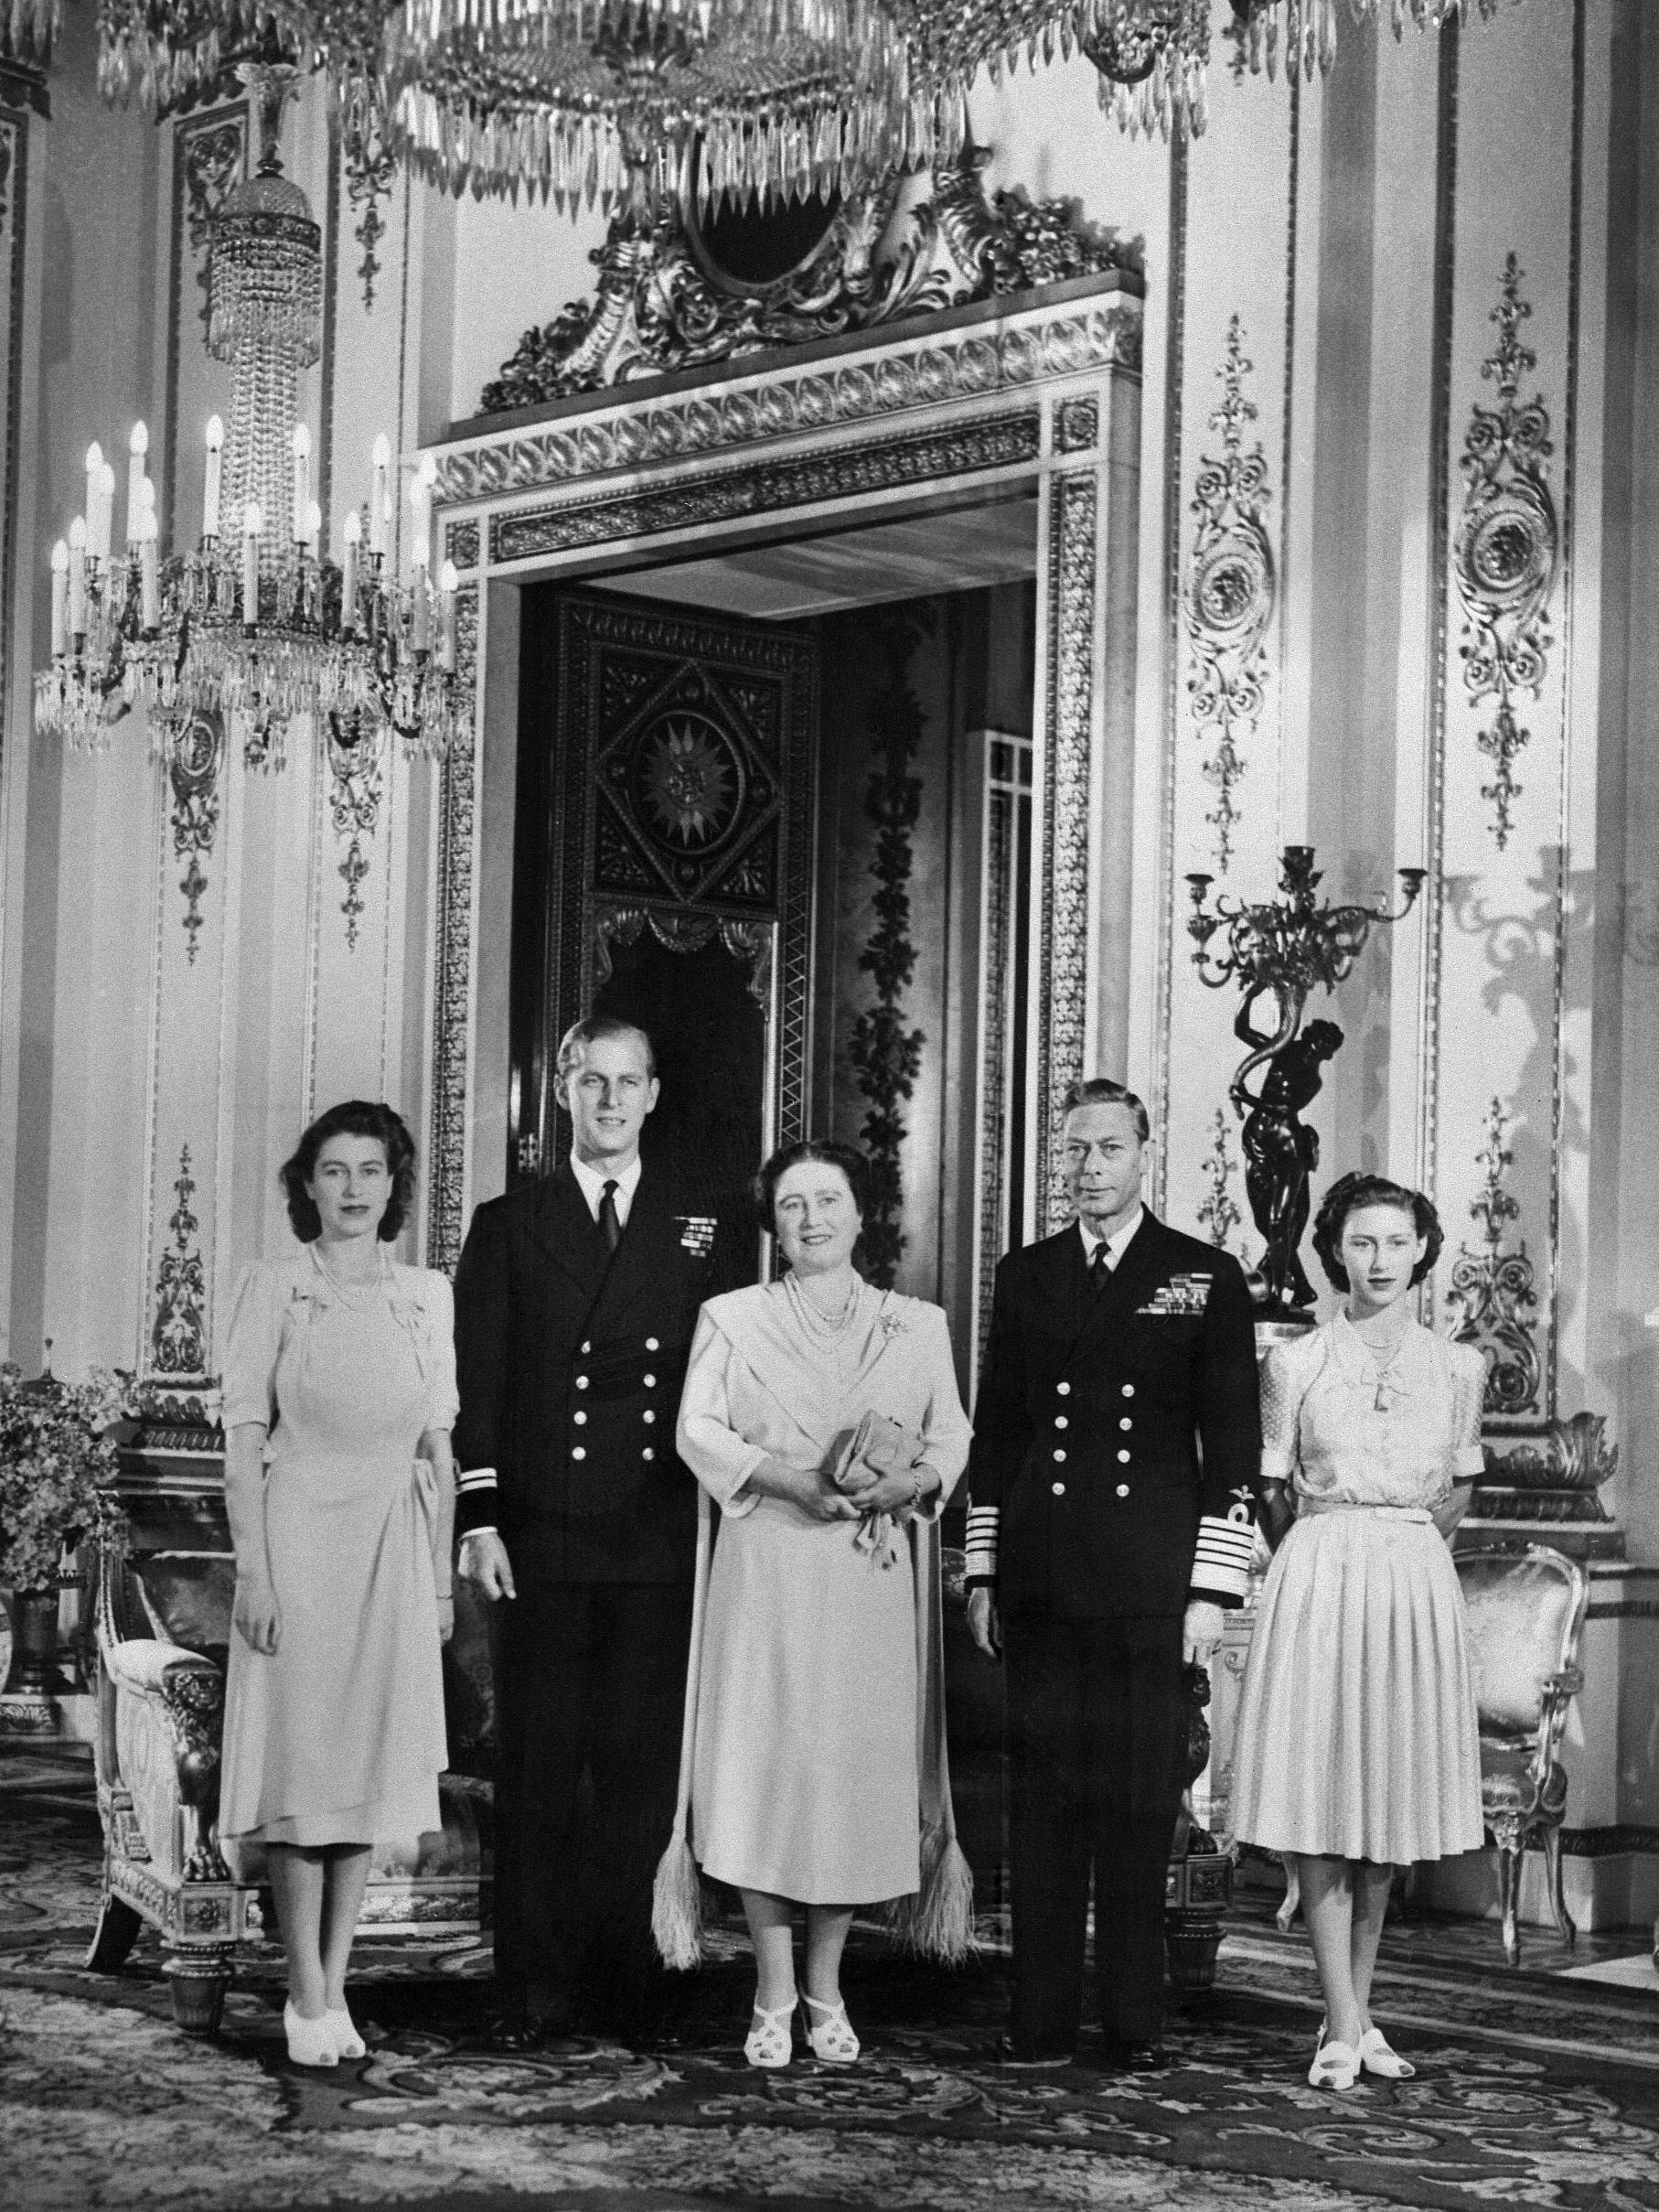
[510, 585, 818, 1210]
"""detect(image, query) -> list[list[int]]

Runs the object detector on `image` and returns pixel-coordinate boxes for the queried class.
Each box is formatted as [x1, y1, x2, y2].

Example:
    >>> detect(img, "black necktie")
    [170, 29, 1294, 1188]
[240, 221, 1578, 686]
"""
[599, 1179, 622, 1253]
[1091, 1240, 1113, 1291]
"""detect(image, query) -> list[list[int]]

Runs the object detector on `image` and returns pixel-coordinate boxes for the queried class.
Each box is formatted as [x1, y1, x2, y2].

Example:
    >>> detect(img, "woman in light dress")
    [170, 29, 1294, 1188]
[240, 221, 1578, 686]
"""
[1230, 1171, 1486, 2091]
[669, 1139, 973, 2068]
[220, 1101, 456, 2069]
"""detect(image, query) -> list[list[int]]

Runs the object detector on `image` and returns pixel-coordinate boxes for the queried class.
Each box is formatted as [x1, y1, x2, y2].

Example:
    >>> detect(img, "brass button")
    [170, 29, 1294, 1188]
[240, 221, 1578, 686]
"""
[1056, 1381, 1072, 1397]
[646, 1337, 659, 1351]
[573, 1411, 586, 1425]
[643, 1373, 657, 1389]
[1118, 1449, 1130, 1464]
[1054, 1449, 1067, 1463]
[581, 1341, 592, 1354]
[1054, 1416, 1069, 1430]
[1116, 1482, 1129, 1498]
[1052, 1481, 1065, 1497]
[643, 1411, 656, 1424]
[1119, 1416, 1132, 1431]
[576, 1376, 589, 1391]
[642, 1447, 656, 1463]
[572, 1446, 587, 1462]
[1121, 1384, 1135, 1398]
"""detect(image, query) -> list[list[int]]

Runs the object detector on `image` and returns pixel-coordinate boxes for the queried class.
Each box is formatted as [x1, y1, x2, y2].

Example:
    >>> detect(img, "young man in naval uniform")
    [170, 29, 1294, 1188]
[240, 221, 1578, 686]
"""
[453, 1015, 737, 2045]
[965, 1076, 1262, 2070]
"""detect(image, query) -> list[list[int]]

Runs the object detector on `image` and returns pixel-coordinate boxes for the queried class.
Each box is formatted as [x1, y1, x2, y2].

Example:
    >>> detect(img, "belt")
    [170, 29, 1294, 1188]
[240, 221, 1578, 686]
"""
[1298, 1498, 1434, 1525]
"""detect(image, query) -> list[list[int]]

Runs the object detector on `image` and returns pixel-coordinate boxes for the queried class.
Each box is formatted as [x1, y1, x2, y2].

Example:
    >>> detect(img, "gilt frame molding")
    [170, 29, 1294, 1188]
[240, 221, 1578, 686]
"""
[423, 270, 1143, 1265]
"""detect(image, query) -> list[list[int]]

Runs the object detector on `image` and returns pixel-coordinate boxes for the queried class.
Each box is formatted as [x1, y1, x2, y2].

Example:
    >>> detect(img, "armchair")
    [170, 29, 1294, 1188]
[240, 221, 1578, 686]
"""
[86, 1435, 489, 2033]
[1454, 1542, 1588, 1965]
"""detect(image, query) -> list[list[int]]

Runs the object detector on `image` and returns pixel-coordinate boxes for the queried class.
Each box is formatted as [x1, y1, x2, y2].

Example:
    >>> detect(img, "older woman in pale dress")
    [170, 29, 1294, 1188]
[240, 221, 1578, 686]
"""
[671, 1139, 972, 2068]
[1230, 1172, 1485, 2092]
[220, 1101, 455, 2070]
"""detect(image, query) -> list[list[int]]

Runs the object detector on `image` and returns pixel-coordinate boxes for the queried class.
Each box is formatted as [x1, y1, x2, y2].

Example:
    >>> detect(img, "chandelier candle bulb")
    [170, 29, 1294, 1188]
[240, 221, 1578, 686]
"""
[49, 541, 67, 659]
[68, 519, 88, 638]
[409, 472, 432, 573]
[292, 423, 311, 543]
[241, 500, 262, 627]
[83, 446, 104, 561]
[97, 463, 115, 566]
[370, 435, 390, 556]
[305, 499, 321, 558]
[438, 560, 457, 672]
[341, 509, 360, 631]
[203, 416, 223, 541]
[412, 552, 431, 654]
[139, 516, 160, 633]
[125, 423, 147, 546]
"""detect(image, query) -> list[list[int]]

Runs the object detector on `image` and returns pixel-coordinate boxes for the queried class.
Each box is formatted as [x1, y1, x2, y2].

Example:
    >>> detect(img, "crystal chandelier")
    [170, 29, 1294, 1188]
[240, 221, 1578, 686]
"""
[379, 0, 961, 213]
[36, 63, 468, 771]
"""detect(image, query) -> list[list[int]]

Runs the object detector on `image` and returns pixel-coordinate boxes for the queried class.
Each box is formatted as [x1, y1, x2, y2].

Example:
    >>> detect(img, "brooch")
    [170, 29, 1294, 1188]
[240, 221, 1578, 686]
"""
[1137, 1272, 1213, 1317]
[879, 1302, 909, 1339]
[674, 1215, 717, 1258]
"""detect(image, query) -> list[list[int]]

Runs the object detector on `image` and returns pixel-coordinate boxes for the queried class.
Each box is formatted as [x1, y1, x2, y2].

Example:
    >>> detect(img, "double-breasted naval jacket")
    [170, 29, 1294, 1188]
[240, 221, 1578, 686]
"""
[453, 1161, 740, 1586]
[965, 1211, 1263, 1617]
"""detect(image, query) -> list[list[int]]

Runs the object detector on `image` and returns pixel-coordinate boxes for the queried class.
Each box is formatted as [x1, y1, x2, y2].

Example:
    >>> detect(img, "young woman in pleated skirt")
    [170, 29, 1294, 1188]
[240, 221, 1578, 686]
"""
[1230, 1172, 1486, 2092]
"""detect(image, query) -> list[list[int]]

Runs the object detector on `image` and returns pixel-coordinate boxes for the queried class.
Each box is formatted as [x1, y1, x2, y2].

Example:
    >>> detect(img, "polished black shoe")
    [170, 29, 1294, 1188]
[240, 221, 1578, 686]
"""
[483, 2005, 583, 2052]
[991, 2034, 1074, 2067]
[1105, 2039, 1170, 2074]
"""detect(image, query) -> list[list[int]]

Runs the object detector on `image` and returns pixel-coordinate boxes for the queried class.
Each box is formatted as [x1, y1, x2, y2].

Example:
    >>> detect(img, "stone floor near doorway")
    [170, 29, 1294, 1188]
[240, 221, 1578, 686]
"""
[4, 1744, 1658, 2212]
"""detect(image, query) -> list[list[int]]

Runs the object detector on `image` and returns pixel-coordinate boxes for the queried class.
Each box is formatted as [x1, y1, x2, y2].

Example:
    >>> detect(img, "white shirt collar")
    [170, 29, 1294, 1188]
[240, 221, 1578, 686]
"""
[570, 1150, 643, 1224]
[1078, 1203, 1144, 1266]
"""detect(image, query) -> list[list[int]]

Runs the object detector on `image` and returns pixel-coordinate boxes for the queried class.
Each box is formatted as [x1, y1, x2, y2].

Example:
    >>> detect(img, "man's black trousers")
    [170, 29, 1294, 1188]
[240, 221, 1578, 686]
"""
[493, 1580, 692, 2034]
[1003, 1611, 1188, 2056]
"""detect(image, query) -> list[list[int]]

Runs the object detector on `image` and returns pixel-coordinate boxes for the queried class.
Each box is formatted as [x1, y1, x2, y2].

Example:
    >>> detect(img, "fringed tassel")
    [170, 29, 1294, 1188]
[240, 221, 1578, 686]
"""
[883, 1819, 978, 1966]
[650, 1831, 704, 1971]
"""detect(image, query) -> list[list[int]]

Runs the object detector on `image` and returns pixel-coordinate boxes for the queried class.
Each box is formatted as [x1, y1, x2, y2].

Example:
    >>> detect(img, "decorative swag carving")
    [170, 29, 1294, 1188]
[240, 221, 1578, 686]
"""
[479, 149, 1135, 414]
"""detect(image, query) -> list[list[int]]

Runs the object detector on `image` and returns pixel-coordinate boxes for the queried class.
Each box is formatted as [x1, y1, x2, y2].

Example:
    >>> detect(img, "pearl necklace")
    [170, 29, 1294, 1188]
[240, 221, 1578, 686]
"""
[313, 1243, 388, 1306]
[787, 1270, 862, 1337]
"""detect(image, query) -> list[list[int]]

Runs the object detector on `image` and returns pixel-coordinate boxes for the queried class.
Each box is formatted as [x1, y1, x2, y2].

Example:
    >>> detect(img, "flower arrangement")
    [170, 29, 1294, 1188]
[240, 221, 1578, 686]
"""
[0, 1362, 139, 1594]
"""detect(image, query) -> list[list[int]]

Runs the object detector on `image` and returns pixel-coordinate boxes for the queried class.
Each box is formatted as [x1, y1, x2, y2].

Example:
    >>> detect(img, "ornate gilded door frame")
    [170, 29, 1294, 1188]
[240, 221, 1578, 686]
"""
[423, 272, 1144, 1268]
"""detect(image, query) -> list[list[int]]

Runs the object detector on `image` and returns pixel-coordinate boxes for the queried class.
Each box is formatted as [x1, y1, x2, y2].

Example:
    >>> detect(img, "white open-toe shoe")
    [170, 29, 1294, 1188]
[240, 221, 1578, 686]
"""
[801, 1993, 860, 2064]
[326, 2003, 368, 2060]
[1357, 2025, 1416, 2079]
[284, 1998, 338, 2068]
[1308, 2027, 1361, 2091]
[744, 1994, 796, 2068]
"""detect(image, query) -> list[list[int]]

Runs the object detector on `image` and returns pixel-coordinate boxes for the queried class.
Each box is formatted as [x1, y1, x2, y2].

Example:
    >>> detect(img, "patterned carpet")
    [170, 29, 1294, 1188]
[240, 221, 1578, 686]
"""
[4, 1746, 1658, 2212]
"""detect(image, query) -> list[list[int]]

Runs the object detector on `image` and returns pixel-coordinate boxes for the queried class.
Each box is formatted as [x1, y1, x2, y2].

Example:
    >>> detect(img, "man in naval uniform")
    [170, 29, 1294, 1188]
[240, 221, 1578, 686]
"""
[966, 1076, 1261, 2070]
[453, 1014, 738, 2044]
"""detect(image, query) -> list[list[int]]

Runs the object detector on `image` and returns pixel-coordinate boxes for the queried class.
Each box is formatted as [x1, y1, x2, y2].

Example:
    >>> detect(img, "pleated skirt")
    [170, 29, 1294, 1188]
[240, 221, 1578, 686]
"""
[1229, 1506, 1485, 1865]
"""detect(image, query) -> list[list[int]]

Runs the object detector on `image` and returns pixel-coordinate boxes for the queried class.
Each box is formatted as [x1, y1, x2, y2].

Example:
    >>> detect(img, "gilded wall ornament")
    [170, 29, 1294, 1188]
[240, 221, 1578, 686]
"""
[340, 108, 398, 312]
[1454, 254, 1557, 852]
[179, 112, 247, 345]
[326, 721, 384, 951]
[425, 585, 477, 1277]
[441, 297, 1137, 511]
[847, 608, 930, 1289]
[1196, 1106, 1244, 1253]
[1037, 472, 1097, 1231]
[1185, 315, 1275, 875]
[152, 1144, 207, 1379]
[1447, 1095, 1541, 1420]
[166, 712, 223, 965]
[490, 412, 1043, 566]
[479, 151, 1134, 414]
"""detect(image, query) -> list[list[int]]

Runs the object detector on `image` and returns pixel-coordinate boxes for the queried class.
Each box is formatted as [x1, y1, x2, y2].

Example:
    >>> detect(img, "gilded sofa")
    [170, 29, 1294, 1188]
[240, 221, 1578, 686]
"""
[87, 1423, 490, 2032]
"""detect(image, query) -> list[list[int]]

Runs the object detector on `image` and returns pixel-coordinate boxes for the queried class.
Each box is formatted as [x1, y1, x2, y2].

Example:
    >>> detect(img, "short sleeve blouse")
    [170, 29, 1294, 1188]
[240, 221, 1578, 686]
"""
[1260, 1314, 1487, 1511]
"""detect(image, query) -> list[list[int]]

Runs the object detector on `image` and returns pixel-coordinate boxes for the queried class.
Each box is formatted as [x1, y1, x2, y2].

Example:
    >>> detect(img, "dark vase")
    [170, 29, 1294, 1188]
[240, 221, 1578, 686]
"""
[4, 1588, 61, 1694]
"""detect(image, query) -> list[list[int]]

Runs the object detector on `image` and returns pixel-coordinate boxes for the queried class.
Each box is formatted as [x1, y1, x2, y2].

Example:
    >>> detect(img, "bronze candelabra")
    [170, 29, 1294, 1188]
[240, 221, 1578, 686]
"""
[1185, 846, 1426, 1313]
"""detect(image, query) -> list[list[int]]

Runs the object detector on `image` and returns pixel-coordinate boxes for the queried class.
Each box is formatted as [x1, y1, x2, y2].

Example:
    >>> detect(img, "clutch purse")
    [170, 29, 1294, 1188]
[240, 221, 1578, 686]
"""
[829, 1411, 927, 1566]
